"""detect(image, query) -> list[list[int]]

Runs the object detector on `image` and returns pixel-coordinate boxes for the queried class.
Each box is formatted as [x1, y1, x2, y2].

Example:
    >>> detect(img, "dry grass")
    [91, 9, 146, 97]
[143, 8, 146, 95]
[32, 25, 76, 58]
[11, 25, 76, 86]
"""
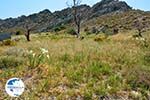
[0, 31, 150, 99]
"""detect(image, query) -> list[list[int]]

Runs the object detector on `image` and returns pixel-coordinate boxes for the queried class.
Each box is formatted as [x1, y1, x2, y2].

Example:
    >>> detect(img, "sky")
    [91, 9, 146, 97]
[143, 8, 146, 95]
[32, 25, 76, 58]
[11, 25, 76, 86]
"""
[0, 0, 149, 19]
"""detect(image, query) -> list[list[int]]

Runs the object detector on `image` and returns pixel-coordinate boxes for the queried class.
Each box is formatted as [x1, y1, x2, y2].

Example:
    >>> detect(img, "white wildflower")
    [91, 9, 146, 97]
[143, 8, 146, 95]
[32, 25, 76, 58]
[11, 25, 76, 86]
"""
[135, 37, 139, 40]
[131, 91, 141, 97]
[135, 37, 146, 41]
[107, 85, 111, 89]
[46, 54, 50, 59]
[32, 53, 36, 57]
[140, 37, 145, 41]
[29, 50, 33, 54]
[40, 48, 48, 54]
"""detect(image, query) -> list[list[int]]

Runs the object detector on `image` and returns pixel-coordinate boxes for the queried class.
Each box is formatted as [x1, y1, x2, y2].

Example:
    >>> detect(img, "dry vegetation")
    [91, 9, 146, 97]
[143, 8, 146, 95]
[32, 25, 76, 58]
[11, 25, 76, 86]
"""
[0, 30, 150, 99]
[83, 10, 150, 33]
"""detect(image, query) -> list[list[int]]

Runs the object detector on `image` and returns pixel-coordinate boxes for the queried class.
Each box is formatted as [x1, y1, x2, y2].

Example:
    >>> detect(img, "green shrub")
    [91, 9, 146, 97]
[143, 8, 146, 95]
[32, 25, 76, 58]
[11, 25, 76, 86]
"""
[1, 39, 16, 46]
[144, 53, 150, 65]
[16, 30, 23, 35]
[53, 27, 61, 32]
[59, 25, 66, 30]
[87, 62, 112, 78]
[53, 25, 66, 32]
[126, 66, 150, 93]
[83, 90, 93, 100]
[27, 48, 49, 68]
[66, 28, 76, 35]
[94, 34, 108, 42]
[65, 67, 84, 83]
[74, 51, 85, 63]
[0, 56, 24, 69]
[60, 53, 71, 62]
[86, 31, 92, 35]
[107, 74, 123, 90]
[84, 27, 93, 35]
[84, 27, 89, 32]
[4, 47, 26, 57]
[69, 70, 83, 82]
[93, 82, 107, 96]
[28, 52, 42, 68]
[91, 27, 99, 34]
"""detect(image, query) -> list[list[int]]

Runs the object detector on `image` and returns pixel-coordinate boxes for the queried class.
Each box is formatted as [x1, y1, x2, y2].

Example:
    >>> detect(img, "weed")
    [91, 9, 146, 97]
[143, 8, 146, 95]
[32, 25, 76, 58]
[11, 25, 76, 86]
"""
[0, 39, 16, 46]
[0, 56, 24, 69]
[27, 48, 49, 68]
[86, 61, 112, 78]
[94, 34, 108, 42]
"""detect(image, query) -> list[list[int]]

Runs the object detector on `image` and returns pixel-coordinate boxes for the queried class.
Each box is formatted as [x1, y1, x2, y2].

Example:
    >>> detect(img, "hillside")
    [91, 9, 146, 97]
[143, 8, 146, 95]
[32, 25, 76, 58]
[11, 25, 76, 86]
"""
[0, 31, 150, 99]
[83, 10, 150, 34]
[0, 0, 132, 33]
[0, 0, 150, 99]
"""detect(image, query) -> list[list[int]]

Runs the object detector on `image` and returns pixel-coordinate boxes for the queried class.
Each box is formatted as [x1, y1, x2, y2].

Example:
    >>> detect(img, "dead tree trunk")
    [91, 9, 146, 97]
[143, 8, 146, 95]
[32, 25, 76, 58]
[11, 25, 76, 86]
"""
[77, 23, 80, 37]
[25, 29, 31, 41]
[72, 0, 81, 38]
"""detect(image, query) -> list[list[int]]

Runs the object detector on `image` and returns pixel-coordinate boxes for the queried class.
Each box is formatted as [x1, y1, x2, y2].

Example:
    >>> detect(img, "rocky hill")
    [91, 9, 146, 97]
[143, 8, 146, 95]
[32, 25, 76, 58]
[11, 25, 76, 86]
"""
[89, 0, 131, 18]
[83, 10, 150, 34]
[0, 0, 142, 33]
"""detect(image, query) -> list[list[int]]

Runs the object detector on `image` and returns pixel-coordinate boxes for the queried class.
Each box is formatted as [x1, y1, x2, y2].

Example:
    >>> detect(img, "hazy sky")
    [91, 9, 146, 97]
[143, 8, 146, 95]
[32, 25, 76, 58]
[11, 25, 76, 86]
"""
[0, 0, 149, 19]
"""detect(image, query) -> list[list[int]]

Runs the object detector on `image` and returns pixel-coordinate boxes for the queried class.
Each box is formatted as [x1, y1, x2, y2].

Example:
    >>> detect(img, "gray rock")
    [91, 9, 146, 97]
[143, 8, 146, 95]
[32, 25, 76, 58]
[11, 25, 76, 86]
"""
[0, 0, 132, 33]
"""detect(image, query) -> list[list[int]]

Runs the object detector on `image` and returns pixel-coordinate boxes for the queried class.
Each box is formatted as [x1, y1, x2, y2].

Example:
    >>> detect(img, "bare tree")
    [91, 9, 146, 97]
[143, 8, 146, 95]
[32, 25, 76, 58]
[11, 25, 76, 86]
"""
[23, 19, 37, 41]
[68, 0, 82, 38]
[25, 25, 32, 41]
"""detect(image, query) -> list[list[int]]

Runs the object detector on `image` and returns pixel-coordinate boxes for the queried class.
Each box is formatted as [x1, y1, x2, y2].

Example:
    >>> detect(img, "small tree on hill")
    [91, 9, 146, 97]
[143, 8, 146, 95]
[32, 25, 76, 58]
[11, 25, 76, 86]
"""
[23, 19, 37, 41]
[25, 25, 32, 41]
[67, 0, 82, 38]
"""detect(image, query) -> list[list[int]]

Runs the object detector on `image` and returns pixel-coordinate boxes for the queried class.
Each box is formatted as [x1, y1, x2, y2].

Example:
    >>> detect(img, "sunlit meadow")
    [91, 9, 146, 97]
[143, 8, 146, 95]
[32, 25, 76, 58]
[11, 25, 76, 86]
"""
[0, 31, 150, 99]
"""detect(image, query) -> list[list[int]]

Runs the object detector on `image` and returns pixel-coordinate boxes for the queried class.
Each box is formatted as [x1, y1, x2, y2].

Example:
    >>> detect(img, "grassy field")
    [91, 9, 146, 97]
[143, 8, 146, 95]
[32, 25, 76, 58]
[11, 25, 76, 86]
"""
[0, 31, 150, 99]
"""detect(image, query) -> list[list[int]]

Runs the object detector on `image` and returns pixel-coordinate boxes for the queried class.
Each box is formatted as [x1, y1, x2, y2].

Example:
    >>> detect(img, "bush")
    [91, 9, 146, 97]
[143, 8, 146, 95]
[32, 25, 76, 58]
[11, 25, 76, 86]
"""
[66, 28, 76, 35]
[126, 68, 150, 92]
[60, 53, 71, 62]
[0, 56, 24, 69]
[27, 48, 50, 68]
[86, 31, 92, 35]
[144, 53, 150, 65]
[84, 27, 93, 35]
[53, 25, 66, 32]
[94, 34, 108, 42]
[53, 27, 61, 32]
[16, 30, 23, 35]
[4, 47, 26, 57]
[1, 39, 16, 46]
[87, 61, 112, 77]
[91, 27, 99, 34]
[84, 27, 89, 32]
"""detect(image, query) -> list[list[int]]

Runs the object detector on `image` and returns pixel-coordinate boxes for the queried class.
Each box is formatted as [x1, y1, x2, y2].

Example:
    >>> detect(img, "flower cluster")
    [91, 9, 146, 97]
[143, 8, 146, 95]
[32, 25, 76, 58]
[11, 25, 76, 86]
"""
[40, 48, 49, 58]
[135, 37, 146, 41]
[40, 48, 48, 54]
[27, 48, 50, 68]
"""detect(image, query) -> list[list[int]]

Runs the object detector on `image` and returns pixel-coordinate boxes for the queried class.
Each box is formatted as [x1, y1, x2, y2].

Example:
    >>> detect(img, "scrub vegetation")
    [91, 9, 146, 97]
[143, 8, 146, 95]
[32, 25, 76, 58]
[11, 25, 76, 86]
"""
[0, 30, 150, 99]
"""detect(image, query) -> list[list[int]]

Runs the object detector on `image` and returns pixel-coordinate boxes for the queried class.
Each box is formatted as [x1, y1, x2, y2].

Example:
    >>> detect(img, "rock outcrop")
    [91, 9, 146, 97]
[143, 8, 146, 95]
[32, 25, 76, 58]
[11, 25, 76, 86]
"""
[0, 0, 132, 32]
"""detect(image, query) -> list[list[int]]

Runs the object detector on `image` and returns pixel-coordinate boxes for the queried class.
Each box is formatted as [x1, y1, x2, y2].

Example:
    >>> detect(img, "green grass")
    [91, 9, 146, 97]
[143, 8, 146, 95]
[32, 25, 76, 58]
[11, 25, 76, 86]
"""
[0, 31, 150, 99]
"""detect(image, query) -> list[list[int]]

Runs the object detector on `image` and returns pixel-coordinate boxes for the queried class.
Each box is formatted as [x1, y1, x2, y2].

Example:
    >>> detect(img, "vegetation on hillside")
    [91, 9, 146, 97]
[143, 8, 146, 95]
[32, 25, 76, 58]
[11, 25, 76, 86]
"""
[0, 0, 150, 99]
[0, 30, 150, 99]
[83, 10, 150, 34]
[0, 0, 132, 33]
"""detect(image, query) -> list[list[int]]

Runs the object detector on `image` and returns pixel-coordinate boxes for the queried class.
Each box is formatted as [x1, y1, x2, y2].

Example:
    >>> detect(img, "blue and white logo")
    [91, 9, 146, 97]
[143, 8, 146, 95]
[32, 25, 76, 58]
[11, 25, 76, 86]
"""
[5, 78, 25, 97]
